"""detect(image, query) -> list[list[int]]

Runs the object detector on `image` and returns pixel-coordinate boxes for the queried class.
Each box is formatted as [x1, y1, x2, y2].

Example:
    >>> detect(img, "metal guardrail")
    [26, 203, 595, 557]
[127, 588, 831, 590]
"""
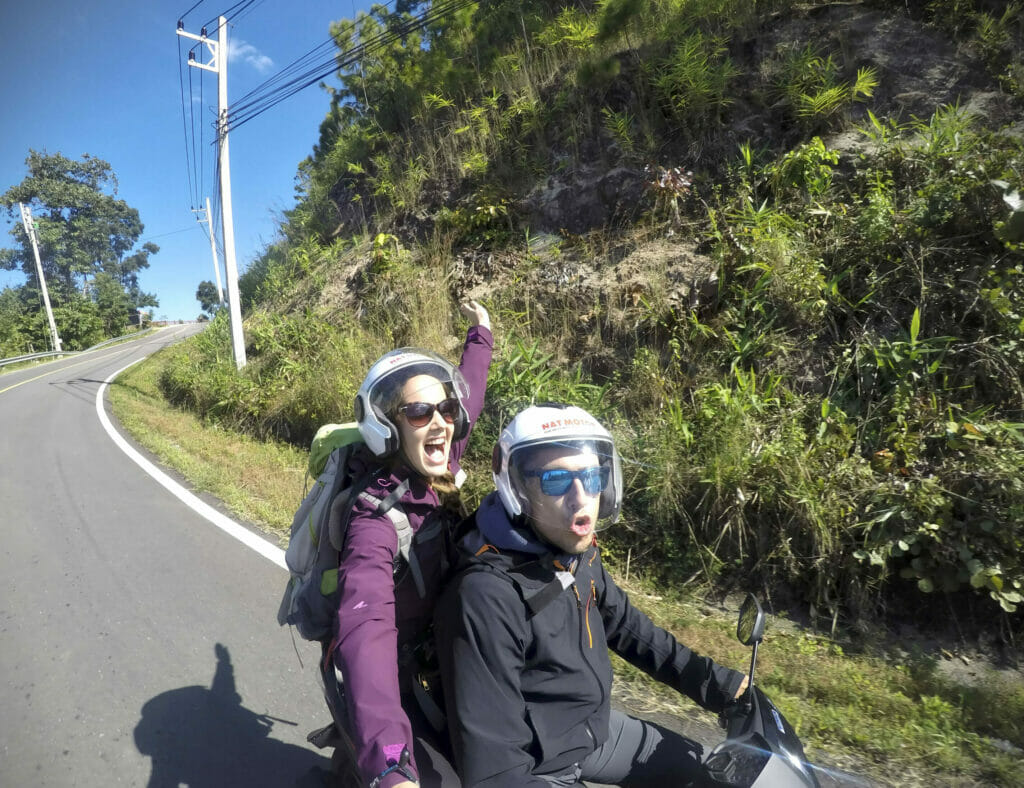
[82, 328, 155, 352]
[0, 328, 157, 369]
[0, 350, 76, 369]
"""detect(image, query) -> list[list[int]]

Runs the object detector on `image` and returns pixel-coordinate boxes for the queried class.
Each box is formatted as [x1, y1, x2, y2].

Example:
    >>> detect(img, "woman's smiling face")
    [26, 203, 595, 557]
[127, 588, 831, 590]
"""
[395, 374, 455, 479]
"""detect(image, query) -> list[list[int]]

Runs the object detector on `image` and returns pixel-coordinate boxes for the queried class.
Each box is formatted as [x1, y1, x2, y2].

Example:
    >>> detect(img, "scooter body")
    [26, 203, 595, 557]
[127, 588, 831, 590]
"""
[701, 594, 821, 788]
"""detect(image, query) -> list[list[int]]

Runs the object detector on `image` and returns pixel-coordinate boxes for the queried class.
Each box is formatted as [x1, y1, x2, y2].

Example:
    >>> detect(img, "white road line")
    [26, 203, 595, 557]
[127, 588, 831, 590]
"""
[96, 358, 288, 570]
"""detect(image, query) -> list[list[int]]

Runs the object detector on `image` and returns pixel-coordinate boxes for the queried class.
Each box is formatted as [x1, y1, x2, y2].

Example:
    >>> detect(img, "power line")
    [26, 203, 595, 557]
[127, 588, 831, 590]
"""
[177, 36, 198, 210]
[188, 59, 201, 207]
[180, 0, 206, 20]
[199, 59, 206, 201]
[176, 0, 262, 216]
[226, 0, 474, 131]
[229, 0, 267, 28]
[175, 0, 476, 263]
[139, 225, 205, 242]
[226, 0, 419, 121]
[199, 0, 258, 33]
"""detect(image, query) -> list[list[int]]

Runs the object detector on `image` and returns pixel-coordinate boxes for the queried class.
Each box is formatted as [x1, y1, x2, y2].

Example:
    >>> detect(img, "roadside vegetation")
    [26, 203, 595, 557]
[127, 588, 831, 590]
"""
[113, 0, 1023, 784]
[113, 344, 1024, 785]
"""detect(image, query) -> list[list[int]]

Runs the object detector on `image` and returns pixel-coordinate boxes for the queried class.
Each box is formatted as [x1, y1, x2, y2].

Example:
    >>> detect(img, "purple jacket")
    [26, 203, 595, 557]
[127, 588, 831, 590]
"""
[334, 325, 493, 787]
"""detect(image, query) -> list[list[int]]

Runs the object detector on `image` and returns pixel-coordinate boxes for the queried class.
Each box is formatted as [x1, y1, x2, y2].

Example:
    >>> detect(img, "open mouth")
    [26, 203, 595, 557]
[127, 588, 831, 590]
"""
[424, 436, 448, 464]
[570, 515, 593, 536]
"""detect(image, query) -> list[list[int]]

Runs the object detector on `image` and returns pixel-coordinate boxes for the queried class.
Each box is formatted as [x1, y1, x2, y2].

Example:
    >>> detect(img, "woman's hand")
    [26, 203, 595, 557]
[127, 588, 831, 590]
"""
[734, 674, 750, 698]
[460, 299, 490, 332]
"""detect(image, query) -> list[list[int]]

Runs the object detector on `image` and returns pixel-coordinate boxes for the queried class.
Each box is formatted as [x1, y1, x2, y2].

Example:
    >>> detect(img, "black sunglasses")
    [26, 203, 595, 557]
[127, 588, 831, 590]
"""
[397, 397, 460, 427]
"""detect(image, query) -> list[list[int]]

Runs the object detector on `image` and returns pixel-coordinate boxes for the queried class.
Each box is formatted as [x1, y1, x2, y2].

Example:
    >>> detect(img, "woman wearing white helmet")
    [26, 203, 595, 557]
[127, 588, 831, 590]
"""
[332, 300, 492, 788]
[435, 403, 747, 787]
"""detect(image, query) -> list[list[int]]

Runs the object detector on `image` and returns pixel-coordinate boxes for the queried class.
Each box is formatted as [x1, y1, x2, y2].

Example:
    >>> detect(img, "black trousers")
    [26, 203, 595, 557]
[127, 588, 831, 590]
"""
[538, 710, 704, 787]
[401, 690, 461, 787]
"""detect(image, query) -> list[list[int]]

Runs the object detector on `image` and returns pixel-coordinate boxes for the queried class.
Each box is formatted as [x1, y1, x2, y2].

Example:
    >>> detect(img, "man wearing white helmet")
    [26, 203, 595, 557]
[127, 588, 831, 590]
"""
[434, 404, 748, 787]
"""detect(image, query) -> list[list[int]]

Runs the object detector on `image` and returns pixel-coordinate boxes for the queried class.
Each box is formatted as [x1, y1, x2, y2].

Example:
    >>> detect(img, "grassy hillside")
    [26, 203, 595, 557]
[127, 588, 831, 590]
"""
[159, 0, 1024, 646]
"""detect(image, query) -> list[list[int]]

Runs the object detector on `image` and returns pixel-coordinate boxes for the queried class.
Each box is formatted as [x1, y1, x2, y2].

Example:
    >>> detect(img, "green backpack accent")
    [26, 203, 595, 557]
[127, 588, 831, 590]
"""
[277, 423, 424, 643]
[308, 422, 362, 478]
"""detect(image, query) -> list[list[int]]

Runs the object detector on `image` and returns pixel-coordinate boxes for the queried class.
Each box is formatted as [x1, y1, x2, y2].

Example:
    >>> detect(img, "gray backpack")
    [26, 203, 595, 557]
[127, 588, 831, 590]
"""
[276, 425, 422, 643]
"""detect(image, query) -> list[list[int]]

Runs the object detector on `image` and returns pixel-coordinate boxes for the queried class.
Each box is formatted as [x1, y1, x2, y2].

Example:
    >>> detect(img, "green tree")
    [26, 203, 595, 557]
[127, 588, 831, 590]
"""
[0, 150, 160, 349]
[92, 272, 133, 335]
[51, 294, 104, 349]
[196, 280, 221, 318]
[115, 241, 161, 311]
[0, 287, 30, 356]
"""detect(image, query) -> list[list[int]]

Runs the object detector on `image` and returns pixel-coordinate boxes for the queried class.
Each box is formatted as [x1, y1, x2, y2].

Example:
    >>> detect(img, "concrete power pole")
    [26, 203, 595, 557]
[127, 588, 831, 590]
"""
[177, 16, 246, 368]
[18, 203, 62, 353]
[193, 197, 225, 305]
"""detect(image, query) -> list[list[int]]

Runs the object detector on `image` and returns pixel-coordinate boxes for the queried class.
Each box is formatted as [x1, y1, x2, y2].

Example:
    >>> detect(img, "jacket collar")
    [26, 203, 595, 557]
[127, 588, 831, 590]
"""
[468, 492, 579, 571]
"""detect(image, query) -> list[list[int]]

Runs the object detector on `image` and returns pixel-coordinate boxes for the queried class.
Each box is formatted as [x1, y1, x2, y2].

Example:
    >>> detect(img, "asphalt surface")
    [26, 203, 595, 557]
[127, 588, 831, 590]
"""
[0, 327, 332, 787]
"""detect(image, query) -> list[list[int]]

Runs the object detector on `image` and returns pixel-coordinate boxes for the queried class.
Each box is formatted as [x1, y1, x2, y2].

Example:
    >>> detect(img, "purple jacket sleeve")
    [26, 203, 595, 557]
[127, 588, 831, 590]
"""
[335, 494, 410, 786]
[449, 324, 493, 471]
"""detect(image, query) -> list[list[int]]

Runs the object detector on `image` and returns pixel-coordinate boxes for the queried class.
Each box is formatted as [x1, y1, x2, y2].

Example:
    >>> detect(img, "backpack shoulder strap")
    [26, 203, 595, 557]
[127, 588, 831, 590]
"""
[461, 556, 574, 620]
[523, 573, 574, 618]
[356, 481, 427, 599]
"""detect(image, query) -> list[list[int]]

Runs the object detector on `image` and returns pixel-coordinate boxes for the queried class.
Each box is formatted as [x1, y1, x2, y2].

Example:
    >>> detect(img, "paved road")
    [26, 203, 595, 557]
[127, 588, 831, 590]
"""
[0, 327, 331, 787]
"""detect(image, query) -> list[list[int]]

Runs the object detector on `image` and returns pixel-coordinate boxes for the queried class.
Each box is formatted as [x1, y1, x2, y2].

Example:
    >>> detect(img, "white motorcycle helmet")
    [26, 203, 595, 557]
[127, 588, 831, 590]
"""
[354, 347, 470, 458]
[492, 404, 622, 523]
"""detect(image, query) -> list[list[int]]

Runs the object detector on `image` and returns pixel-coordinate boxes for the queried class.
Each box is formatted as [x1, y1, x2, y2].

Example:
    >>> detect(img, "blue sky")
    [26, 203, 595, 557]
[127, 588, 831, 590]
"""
[1, 0, 365, 321]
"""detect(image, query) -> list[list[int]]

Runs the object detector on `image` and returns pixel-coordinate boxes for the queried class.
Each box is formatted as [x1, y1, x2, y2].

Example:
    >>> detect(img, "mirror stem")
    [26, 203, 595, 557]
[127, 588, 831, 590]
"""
[747, 640, 759, 692]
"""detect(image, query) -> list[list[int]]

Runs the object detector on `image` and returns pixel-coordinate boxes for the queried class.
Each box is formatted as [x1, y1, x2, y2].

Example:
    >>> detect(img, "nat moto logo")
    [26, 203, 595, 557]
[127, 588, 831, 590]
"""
[540, 417, 597, 431]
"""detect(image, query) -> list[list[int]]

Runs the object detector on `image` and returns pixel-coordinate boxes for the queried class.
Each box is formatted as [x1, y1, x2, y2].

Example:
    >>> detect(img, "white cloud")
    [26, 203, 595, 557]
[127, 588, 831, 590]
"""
[228, 39, 274, 74]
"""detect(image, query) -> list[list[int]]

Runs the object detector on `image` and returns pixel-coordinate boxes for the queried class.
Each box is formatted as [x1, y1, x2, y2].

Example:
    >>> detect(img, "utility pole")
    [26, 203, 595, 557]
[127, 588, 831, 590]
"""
[177, 16, 247, 368]
[18, 203, 62, 353]
[192, 196, 225, 305]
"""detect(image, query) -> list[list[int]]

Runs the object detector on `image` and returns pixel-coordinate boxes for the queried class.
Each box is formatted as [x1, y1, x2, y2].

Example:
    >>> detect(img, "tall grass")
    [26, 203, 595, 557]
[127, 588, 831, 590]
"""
[187, 0, 1024, 631]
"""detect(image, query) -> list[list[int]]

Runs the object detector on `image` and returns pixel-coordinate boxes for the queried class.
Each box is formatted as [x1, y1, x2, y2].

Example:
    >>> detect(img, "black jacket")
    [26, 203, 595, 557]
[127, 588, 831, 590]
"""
[434, 493, 746, 787]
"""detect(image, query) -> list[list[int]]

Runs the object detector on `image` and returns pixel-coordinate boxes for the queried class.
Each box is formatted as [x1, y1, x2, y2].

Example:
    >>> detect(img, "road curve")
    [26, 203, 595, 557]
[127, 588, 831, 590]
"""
[0, 326, 331, 787]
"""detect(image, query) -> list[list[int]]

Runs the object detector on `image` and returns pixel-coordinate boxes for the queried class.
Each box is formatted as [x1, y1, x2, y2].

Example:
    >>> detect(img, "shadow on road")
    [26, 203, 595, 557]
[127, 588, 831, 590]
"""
[134, 642, 331, 787]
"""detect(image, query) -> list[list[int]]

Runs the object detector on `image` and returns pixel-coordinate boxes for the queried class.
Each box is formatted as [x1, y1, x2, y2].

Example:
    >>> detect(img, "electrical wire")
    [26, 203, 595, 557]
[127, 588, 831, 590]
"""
[177, 36, 198, 210]
[139, 225, 205, 242]
[226, 0, 473, 131]
[229, 0, 427, 122]
[177, 0, 474, 249]
[226, 0, 411, 118]
[200, 0, 257, 33]
[188, 57, 201, 208]
[199, 59, 205, 201]
[179, 0, 206, 20]
[177, 53, 196, 209]
[229, 0, 267, 28]
[178, 0, 263, 216]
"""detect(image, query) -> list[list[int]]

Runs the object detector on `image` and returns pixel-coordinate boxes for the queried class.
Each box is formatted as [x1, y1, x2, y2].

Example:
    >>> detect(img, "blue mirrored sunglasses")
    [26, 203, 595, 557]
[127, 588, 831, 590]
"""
[523, 466, 609, 497]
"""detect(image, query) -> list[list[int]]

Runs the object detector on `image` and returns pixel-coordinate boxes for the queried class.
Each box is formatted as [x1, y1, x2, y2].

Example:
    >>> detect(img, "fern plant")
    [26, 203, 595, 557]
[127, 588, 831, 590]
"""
[776, 44, 878, 129]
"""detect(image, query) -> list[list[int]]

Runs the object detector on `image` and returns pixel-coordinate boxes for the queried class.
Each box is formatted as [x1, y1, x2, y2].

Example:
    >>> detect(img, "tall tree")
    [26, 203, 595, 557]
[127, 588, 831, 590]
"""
[196, 280, 221, 318]
[0, 150, 159, 349]
[0, 287, 29, 356]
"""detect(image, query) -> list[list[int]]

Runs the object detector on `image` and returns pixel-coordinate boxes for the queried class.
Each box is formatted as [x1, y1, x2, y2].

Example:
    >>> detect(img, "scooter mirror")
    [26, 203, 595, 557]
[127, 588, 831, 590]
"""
[736, 593, 766, 646]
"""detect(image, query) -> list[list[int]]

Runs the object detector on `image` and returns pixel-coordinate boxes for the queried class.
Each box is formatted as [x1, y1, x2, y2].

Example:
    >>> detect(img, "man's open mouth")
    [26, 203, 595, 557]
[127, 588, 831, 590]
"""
[570, 515, 592, 536]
